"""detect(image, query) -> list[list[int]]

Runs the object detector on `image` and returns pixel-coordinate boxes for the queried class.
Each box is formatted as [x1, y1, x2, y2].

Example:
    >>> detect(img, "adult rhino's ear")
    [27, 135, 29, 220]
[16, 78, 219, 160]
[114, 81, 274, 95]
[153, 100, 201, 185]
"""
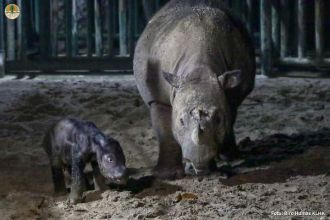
[218, 69, 242, 89]
[162, 71, 180, 88]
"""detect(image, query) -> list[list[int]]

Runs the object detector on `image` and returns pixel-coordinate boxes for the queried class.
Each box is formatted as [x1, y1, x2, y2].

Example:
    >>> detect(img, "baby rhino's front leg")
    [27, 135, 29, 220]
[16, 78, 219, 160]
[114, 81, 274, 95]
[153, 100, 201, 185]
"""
[70, 145, 86, 204]
[91, 161, 108, 191]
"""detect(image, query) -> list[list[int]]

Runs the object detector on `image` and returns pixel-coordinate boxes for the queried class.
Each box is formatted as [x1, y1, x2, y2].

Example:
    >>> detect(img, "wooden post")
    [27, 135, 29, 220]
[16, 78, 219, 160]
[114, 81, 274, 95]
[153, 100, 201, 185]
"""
[87, 0, 94, 57]
[119, 0, 128, 56]
[246, 0, 253, 34]
[106, 0, 114, 57]
[297, 0, 306, 59]
[39, 0, 51, 59]
[232, 0, 242, 19]
[34, 0, 40, 34]
[72, 0, 78, 56]
[280, 0, 288, 58]
[26, 1, 34, 55]
[142, 0, 154, 21]
[133, 0, 139, 38]
[260, 0, 272, 76]
[128, 0, 134, 57]
[50, 0, 58, 56]
[271, 0, 280, 59]
[17, 0, 31, 60]
[6, 0, 16, 61]
[94, 0, 102, 56]
[17, 0, 22, 60]
[0, 0, 5, 77]
[155, 0, 160, 10]
[315, 0, 324, 62]
[65, 0, 73, 57]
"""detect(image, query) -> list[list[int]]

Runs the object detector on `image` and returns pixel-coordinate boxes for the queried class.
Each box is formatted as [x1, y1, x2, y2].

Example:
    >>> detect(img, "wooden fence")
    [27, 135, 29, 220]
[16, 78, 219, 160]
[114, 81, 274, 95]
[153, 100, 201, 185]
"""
[0, 0, 329, 77]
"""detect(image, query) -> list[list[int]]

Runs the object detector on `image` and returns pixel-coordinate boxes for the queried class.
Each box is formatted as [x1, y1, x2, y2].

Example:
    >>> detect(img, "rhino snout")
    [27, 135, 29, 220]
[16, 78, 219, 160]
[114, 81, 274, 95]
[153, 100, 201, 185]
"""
[192, 125, 209, 145]
[105, 165, 128, 185]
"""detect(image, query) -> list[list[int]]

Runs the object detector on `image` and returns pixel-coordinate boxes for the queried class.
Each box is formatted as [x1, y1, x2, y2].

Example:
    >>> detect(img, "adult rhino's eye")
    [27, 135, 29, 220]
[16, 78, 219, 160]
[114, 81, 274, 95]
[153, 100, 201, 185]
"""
[180, 118, 184, 126]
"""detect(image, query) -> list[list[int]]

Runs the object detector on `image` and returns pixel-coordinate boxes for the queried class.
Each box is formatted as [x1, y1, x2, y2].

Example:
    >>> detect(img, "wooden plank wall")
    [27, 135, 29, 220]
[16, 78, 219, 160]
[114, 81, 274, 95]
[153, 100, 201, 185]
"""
[0, 0, 329, 75]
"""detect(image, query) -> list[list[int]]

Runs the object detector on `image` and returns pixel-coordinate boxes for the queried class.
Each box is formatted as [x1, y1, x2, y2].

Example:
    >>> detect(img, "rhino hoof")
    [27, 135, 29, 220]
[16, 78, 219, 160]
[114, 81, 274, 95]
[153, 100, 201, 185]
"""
[153, 165, 185, 180]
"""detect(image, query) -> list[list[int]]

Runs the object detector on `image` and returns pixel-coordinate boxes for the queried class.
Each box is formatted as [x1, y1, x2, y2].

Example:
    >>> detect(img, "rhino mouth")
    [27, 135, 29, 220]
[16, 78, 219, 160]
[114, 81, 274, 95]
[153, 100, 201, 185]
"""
[105, 176, 128, 186]
[183, 158, 211, 175]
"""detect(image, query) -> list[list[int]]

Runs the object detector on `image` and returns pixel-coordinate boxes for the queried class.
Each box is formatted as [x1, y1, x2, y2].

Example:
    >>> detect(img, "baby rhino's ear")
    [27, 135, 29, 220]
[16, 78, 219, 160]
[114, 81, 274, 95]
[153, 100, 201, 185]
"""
[93, 133, 106, 147]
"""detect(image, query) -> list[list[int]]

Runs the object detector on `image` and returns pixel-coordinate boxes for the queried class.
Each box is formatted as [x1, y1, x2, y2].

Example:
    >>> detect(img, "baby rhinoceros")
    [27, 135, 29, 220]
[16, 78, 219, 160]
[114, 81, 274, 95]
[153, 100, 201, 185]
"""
[42, 118, 128, 204]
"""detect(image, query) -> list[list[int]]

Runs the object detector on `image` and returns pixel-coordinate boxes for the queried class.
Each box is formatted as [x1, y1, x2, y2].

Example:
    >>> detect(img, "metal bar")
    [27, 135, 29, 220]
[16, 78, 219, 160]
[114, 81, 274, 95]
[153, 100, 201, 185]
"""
[94, 0, 102, 56]
[72, 0, 78, 56]
[106, 0, 114, 56]
[50, 0, 58, 56]
[297, 0, 306, 59]
[118, 0, 128, 56]
[315, 0, 324, 61]
[65, 0, 73, 57]
[0, 0, 5, 76]
[280, 0, 288, 58]
[271, 0, 280, 58]
[260, 0, 272, 76]
[87, 0, 94, 57]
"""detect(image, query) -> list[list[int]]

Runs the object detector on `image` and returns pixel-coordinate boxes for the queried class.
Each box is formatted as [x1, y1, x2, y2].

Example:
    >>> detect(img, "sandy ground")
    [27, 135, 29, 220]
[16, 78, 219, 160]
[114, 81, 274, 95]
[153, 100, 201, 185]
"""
[0, 75, 329, 220]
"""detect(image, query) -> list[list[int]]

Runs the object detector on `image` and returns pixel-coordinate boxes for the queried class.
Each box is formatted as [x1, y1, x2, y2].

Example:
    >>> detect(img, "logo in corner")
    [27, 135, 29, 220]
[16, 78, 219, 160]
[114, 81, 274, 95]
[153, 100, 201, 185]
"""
[5, 4, 20, 20]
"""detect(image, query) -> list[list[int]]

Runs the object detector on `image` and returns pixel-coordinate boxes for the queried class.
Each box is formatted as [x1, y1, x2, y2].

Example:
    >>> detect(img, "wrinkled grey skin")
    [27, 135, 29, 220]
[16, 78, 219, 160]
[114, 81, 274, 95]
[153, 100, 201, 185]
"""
[134, 0, 255, 178]
[42, 118, 128, 204]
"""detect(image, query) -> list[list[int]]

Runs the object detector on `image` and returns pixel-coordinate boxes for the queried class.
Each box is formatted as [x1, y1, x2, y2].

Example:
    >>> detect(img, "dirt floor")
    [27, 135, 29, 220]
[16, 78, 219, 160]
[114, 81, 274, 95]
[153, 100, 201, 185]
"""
[0, 75, 329, 220]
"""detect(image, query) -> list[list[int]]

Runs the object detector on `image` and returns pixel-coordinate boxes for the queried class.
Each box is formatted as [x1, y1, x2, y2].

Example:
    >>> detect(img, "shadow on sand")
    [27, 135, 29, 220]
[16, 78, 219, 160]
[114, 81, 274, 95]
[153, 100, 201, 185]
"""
[221, 128, 330, 186]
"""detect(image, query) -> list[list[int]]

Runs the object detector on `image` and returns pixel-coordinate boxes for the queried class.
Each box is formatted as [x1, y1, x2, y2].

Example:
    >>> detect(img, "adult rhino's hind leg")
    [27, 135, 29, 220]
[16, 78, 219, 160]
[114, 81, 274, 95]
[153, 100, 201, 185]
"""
[150, 103, 184, 179]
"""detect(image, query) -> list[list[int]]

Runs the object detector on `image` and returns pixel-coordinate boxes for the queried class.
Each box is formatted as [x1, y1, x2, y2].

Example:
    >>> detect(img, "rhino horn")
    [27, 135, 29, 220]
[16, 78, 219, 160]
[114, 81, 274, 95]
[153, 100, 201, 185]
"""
[191, 125, 204, 145]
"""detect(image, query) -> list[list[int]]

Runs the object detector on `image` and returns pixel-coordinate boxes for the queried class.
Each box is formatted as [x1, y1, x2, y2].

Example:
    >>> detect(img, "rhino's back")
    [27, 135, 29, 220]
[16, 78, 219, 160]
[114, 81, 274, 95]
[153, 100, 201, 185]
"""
[134, 0, 255, 106]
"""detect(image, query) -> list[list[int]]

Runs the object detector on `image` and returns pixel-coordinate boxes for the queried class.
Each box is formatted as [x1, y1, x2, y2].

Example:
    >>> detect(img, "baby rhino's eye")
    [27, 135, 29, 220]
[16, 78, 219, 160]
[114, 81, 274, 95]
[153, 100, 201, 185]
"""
[105, 154, 113, 163]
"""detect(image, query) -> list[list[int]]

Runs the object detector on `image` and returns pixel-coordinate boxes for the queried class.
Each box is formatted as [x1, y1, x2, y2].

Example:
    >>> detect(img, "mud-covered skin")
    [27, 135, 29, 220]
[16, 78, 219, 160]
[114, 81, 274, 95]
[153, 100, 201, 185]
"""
[42, 118, 128, 204]
[134, 0, 255, 178]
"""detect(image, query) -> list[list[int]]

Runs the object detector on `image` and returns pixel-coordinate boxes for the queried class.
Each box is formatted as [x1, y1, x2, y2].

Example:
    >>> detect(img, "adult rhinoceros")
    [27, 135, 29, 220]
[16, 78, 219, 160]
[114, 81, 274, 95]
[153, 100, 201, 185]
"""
[134, 0, 255, 178]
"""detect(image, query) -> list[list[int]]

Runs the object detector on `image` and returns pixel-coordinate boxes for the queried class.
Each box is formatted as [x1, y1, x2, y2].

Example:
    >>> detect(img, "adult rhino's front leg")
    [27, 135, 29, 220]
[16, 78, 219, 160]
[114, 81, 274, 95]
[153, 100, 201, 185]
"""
[219, 108, 240, 161]
[150, 103, 184, 179]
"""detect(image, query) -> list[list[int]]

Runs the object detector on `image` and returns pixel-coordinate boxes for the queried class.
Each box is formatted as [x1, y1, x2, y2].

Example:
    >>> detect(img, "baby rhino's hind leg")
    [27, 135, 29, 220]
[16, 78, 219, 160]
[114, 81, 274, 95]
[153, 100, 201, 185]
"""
[50, 157, 66, 195]
[70, 145, 87, 204]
